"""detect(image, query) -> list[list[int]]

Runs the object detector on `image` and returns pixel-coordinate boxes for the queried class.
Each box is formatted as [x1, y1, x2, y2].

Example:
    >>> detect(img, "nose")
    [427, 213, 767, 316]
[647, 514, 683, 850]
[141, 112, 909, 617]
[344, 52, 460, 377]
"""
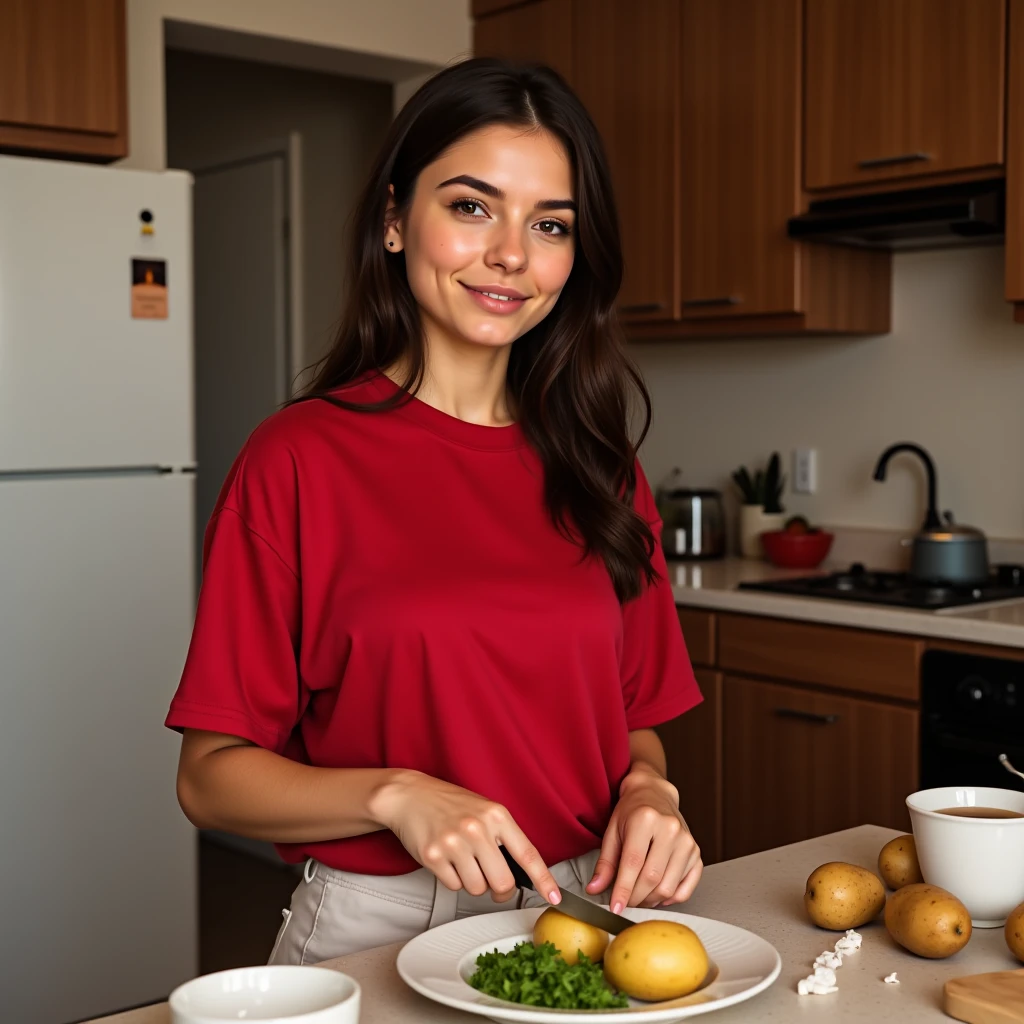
[484, 222, 527, 274]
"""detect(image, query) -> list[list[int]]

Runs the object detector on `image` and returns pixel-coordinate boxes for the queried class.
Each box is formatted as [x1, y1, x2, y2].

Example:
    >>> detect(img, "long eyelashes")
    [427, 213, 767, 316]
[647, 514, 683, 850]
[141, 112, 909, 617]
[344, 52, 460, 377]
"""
[447, 198, 572, 237]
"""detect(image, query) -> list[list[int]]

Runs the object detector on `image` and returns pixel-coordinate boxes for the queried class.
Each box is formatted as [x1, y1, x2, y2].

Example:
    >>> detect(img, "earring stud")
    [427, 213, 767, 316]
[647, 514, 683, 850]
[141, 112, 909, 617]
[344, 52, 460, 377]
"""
[387, 241, 395, 247]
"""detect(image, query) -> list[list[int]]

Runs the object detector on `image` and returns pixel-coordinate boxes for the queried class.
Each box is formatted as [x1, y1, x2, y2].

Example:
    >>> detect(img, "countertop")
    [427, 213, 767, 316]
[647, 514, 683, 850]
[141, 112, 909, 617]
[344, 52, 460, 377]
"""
[669, 557, 1024, 649]
[88, 825, 1019, 1024]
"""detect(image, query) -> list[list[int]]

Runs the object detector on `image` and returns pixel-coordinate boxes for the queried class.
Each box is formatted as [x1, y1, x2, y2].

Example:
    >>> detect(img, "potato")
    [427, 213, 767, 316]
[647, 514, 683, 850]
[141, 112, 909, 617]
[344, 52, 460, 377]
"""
[1006, 901, 1024, 963]
[884, 882, 972, 958]
[603, 920, 709, 1002]
[533, 907, 608, 966]
[878, 834, 923, 890]
[804, 862, 886, 930]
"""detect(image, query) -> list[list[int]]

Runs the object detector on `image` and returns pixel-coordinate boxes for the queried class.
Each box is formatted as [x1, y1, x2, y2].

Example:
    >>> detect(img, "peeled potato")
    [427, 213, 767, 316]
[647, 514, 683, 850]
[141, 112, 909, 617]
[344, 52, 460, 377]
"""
[885, 883, 971, 958]
[1006, 901, 1024, 963]
[533, 907, 608, 966]
[878, 834, 923, 890]
[804, 861, 885, 930]
[603, 920, 709, 1001]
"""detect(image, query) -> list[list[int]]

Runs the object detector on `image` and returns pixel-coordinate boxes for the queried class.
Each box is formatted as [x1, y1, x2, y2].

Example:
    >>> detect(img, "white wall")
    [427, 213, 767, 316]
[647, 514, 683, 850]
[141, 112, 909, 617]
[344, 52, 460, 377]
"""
[122, 0, 471, 170]
[633, 246, 1024, 541]
[165, 49, 392, 370]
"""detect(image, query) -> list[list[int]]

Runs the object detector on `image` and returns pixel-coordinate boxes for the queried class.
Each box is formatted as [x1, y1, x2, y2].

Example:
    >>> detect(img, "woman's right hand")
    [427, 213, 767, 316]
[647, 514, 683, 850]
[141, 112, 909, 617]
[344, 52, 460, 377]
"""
[373, 769, 561, 906]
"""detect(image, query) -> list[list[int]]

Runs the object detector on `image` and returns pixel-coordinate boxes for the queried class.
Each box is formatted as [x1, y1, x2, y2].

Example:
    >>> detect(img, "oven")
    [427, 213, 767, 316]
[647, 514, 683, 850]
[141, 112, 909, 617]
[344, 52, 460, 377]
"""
[921, 649, 1024, 790]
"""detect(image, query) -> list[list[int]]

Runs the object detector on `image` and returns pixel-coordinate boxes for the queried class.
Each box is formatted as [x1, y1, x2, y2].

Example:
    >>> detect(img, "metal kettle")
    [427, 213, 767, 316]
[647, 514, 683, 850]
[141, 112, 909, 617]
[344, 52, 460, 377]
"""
[872, 442, 989, 583]
[655, 468, 726, 561]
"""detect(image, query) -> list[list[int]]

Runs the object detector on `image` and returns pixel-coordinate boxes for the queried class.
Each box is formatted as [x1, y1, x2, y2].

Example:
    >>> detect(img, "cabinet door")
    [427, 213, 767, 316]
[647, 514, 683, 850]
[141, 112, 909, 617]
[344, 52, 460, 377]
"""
[473, 0, 574, 83]
[679, 0, 802, 318]
[573, 0, 680, 322]
[1006, 0, 1024, 313]
[805, 0, 1005, 192]
[656, 669, 723, 864]
[723, 675, 918, 860]
[0, 0, 127, 159]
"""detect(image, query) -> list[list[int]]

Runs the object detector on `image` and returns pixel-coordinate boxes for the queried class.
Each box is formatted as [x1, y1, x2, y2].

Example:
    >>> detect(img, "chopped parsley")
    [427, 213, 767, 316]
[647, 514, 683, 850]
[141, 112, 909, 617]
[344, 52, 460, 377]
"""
[469, 940, 628, 1010]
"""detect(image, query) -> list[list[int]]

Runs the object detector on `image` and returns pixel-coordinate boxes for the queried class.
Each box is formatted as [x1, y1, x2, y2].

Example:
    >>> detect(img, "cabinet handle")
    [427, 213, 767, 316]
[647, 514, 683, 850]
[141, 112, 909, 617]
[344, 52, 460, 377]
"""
[774, 707, 839, 725]
[857, 152, 932, 170]
[683, 295, 743, 308]
[619, 302, 666, 314]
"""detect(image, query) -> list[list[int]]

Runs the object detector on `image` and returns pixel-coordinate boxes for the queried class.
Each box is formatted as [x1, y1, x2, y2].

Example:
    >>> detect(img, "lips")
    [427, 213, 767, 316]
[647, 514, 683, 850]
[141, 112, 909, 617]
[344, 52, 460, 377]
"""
[460, 282, 529, 315]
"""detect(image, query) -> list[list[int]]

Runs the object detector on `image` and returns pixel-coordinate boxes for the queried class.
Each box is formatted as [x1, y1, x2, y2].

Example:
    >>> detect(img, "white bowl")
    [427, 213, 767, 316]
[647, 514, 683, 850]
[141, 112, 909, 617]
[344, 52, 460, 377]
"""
[169, 965, 360, 1024]
[907, 786, 1024, 928]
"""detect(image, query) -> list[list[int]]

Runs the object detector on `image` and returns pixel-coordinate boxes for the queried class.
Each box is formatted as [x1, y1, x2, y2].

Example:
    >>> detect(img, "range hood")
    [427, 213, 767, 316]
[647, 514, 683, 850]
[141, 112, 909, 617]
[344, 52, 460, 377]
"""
[787, 178, 1005, 250]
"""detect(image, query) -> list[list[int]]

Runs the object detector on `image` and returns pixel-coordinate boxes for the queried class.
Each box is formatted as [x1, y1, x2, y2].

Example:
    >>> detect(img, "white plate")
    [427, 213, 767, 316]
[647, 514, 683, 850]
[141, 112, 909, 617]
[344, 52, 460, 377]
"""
[396, 907, 781, 1024]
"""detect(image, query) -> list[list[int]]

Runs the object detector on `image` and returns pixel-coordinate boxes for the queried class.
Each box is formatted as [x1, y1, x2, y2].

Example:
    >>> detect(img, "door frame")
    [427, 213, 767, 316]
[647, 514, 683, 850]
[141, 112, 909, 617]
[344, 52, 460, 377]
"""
[189, 133, 305, 398]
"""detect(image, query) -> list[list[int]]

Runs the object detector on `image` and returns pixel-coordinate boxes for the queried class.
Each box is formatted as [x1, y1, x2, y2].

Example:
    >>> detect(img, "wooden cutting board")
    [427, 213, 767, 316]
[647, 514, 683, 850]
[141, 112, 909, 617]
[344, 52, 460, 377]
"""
[944, 969, 1024, 1024]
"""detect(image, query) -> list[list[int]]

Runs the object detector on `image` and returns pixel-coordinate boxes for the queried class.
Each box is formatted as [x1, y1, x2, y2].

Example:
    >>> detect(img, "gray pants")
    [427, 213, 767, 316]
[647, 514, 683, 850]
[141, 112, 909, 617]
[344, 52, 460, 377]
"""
[268, 848, 604, 966]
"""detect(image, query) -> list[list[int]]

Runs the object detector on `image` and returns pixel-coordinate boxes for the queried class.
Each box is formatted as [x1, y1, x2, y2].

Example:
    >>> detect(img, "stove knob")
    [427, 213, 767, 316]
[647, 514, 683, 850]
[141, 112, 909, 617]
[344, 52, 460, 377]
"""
[997, 564, 1024, 587]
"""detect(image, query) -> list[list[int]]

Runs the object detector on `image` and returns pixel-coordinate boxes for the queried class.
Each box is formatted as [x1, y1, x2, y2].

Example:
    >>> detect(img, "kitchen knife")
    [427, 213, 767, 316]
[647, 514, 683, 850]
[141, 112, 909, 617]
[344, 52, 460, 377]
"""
[499, 845, 634, 935]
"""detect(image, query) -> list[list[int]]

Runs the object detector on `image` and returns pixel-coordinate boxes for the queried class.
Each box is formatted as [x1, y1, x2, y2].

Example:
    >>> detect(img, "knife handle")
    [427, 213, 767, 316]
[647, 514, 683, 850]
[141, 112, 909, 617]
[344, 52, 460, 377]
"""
[499, 845, 535, 891]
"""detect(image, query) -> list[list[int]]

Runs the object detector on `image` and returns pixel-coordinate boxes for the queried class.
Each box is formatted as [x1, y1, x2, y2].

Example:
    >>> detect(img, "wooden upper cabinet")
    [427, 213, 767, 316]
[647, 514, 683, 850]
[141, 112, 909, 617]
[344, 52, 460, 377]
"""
[572, 0, 681, 322]
[1006, 0, 1024, 317]
[0, 0, 127, 160]
[680, 0, 802, 318]
[722, 675, 918, 860]
[473, 0, 574, 83]
[804, 0, 1006, 193]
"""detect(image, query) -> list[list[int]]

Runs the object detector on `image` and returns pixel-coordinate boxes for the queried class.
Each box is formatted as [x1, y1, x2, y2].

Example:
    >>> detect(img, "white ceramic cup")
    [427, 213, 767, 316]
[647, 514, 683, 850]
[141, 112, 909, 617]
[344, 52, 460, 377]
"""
[169, 965, 360, 1024]
[906, 785, 1024, 927]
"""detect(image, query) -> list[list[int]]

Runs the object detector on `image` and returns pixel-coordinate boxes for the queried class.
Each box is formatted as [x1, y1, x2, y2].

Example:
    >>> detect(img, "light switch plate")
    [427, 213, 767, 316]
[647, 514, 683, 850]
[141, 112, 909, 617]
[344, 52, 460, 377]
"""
[793, 448, 817, 494]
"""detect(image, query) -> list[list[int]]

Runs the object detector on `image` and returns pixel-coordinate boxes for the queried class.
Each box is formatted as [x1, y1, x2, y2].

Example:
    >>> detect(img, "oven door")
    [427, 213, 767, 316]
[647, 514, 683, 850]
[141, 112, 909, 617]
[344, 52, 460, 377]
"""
[921, 649, 1024, 790]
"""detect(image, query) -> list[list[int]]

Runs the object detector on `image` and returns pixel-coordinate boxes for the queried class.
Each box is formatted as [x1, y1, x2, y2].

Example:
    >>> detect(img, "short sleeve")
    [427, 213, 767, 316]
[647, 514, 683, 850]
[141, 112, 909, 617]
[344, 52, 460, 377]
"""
[164, 429, 303, 752]
[619, 464, 703, 730]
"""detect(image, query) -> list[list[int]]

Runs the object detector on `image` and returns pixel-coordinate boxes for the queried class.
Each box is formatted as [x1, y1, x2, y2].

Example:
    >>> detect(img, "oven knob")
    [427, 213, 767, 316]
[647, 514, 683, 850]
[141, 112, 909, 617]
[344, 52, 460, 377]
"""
[997, 564, 1024, 587]
[956, 675, 993, 706]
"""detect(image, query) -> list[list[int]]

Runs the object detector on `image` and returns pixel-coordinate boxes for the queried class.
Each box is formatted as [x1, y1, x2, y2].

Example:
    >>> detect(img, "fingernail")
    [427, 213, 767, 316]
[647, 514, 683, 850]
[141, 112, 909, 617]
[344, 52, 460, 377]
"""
[548, 890, 561, 904]
[612, 901, 624, 914]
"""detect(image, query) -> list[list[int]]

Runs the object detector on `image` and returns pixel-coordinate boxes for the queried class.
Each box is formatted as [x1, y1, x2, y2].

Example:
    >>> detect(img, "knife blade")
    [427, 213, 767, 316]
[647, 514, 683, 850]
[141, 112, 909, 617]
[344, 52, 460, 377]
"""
[499, 846, 634, 935]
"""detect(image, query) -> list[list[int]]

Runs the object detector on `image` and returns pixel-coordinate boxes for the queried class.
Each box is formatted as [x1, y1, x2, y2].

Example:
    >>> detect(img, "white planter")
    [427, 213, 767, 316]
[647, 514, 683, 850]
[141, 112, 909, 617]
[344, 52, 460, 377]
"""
[739, 506, 786, 558]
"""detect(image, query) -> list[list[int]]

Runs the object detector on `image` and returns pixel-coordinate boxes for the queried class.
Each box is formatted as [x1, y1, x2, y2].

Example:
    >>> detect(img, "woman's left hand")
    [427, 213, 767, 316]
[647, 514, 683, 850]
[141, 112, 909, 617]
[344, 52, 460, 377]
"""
[586, 764, 703, 914]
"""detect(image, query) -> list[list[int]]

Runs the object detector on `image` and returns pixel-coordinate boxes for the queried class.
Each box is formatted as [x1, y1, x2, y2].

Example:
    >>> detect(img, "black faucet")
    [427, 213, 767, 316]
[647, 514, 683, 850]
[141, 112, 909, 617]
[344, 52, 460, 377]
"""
[872, 442, 942, 530]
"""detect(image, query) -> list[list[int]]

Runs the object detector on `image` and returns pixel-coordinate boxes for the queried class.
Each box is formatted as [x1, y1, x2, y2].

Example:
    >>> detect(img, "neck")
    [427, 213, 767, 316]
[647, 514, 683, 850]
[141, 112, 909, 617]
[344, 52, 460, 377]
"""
[387, 323, 514, 427]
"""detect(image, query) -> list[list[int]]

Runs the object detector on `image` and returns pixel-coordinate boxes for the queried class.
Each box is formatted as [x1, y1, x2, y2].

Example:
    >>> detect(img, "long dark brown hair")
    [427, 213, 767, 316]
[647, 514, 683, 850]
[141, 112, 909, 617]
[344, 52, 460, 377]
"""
[296, 57, 655, 602]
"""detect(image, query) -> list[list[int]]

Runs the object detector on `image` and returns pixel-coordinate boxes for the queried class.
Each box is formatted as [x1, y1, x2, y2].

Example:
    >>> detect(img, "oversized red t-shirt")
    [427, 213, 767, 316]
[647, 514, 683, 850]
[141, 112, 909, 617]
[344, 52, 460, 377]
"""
[165, 373, 701, 874]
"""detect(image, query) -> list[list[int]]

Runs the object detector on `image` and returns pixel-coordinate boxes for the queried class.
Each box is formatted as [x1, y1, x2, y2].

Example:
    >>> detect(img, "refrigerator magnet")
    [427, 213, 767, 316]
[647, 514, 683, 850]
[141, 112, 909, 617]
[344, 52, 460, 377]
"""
[131, 258, 168, 319]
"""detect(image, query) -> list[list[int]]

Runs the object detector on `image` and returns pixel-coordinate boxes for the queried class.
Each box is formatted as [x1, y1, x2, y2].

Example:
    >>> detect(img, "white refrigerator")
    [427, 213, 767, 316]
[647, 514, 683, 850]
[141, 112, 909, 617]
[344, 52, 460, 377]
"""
[0, 155, 198, 1023]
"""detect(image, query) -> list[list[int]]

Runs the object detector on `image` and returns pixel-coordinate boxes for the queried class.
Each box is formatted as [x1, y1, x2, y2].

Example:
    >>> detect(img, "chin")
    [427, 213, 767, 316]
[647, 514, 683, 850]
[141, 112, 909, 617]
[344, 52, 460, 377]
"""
[455, 321, 523, 349]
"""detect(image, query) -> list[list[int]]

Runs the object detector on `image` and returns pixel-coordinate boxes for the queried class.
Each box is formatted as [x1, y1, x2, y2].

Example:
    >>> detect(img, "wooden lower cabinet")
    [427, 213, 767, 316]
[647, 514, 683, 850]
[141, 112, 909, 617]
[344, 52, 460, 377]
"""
[722, 675, 918, 860]
[657, 668, 723, 865]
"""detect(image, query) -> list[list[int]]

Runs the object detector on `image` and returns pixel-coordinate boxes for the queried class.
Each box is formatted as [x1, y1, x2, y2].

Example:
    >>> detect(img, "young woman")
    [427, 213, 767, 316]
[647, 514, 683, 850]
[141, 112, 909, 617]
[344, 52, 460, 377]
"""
[166, 57, 703, 966]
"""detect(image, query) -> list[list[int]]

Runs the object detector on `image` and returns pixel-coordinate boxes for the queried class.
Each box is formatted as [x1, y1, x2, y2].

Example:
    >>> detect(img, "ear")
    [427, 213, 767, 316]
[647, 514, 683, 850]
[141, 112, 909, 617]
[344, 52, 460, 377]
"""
[383, 184, 404, 253]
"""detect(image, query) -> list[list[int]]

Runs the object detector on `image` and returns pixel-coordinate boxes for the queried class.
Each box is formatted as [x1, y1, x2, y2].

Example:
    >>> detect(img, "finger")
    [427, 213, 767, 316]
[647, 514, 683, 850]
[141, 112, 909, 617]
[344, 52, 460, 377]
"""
[629, 827, 675, 908]
[475, 840, 518, 904]
[608, 814, 657, 914]
[586, 819, 622, 895]
[452, 853, 490, 898]
[639, 835, 692, 908]
[498, 822, 561, 905]
[662, 856, 704, 905]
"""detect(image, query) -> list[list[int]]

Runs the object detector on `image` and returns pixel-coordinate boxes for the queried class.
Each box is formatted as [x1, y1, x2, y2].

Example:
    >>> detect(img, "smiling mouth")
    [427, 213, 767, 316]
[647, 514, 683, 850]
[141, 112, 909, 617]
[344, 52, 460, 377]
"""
[460, 283, 530, 303]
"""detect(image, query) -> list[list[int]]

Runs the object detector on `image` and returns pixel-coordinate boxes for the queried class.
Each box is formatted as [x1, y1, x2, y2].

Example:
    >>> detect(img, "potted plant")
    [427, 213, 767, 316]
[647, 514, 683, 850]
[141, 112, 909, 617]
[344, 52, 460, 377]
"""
[732, 452, 787, 558]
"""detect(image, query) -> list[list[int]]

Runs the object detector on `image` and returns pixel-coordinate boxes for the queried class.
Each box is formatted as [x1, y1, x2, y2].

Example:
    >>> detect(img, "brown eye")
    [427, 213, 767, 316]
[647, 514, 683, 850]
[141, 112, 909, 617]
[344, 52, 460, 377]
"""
[452, 199, 486, 217]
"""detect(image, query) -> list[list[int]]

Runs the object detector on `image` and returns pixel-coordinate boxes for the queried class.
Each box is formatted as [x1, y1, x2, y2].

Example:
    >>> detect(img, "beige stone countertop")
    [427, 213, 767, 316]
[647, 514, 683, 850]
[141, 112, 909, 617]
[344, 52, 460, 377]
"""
[87, 825, 1019, 1024]
[669, 557, 1024, 649]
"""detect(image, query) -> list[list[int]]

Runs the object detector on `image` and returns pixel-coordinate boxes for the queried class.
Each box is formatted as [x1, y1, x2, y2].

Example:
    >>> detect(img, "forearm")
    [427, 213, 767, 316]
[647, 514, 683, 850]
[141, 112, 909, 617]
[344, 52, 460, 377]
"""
[626, 727, 668, 778]
[176, 736, 418, 844]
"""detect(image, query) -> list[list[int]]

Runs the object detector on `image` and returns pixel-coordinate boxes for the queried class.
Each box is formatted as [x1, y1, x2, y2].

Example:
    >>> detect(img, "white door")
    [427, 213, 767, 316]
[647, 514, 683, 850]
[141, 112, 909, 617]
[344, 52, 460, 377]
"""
[192, 146, 292, 582]
[0, 472, 197, 1024]
[0, 156, 194, 471]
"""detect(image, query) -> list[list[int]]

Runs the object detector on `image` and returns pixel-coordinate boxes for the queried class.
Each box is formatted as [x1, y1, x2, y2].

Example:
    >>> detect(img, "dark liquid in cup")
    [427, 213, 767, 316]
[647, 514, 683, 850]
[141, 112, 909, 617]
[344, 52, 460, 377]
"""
[937, 806, 1024, 818]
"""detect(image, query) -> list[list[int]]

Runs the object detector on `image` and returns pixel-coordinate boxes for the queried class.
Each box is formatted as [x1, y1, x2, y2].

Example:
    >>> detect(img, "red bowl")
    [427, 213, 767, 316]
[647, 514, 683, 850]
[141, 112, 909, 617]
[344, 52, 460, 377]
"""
[760, 529, 834, 569]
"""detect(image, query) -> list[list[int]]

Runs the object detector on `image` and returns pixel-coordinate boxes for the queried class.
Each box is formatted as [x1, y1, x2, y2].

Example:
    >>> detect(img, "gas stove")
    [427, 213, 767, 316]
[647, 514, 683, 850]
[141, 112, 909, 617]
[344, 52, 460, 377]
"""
[738, 562, 1024, 610]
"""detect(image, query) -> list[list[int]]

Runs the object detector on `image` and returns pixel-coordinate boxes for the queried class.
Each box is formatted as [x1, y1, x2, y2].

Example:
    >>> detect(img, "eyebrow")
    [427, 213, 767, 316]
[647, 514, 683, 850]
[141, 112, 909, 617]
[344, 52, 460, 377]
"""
[435, 174, 577, 213]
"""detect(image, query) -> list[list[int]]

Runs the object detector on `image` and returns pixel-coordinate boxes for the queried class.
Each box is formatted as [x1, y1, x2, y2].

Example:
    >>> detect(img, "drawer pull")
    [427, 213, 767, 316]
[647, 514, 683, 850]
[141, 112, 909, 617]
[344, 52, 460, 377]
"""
[857, 151, 932, 170]
[774, 707, 839, 725]
[684, 295, 743, 308]
[619, 302, 666, 314]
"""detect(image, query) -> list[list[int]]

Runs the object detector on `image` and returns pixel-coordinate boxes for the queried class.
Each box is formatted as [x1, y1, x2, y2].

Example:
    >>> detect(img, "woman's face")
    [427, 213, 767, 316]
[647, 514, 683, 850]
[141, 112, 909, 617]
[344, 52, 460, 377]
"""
[387, 124, 576, 351]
